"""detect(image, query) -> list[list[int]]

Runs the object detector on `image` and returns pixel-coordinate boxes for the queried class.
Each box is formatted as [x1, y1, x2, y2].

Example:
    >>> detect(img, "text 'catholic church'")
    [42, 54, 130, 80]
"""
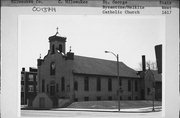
[28, 29, 161, 108]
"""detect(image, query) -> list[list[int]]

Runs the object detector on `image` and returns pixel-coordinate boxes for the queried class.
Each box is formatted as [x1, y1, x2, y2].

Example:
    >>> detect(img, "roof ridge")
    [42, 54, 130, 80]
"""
[74, 55, 123, 63]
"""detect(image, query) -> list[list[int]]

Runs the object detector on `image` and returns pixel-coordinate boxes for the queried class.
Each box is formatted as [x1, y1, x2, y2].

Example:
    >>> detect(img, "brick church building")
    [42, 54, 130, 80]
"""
[31, 30, 161, 108]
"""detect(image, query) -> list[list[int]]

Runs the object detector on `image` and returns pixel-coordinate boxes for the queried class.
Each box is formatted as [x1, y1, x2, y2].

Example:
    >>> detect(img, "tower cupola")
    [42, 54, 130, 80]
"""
[49, 27, 66, 54]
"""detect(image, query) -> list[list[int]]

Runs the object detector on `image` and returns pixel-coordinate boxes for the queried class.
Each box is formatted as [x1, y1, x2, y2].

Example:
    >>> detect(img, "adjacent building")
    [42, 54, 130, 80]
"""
[138, 55, 162, 101]
[144, 69, 162, 101]
[21, 67, 38, 105]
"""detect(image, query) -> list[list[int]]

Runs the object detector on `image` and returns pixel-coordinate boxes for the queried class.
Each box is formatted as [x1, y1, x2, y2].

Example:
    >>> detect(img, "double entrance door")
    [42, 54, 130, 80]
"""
[50, 85, 55, 96]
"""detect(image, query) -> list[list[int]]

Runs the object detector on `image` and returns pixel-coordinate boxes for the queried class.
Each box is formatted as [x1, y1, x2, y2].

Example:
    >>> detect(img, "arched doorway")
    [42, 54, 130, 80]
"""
[50, 82, 55, 96]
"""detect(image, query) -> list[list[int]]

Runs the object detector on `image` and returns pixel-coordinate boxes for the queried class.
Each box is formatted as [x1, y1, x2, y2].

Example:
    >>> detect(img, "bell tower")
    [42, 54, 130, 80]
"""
[49, 27, 66, 54]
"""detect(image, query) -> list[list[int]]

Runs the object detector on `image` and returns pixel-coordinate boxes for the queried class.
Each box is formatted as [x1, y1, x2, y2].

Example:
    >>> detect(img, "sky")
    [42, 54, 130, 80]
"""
[19, 15, 164, 70]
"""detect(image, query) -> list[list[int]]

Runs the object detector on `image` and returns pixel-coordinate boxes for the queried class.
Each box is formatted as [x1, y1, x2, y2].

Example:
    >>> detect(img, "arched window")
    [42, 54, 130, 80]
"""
[51, 44, 55, 54]
[61, 77, 65, 91]
[42, 80, 45, 92]
[128, 80, 131, 92]
[59, 44, 62, 52]
[50, 62, 55, 75]
[135, 80, 138, 92]
[108, 78, 112, 91]
[56, 83, 59, 92]
[47, 84, 49, 93]
[97, 78, 101, 91]
[84, 77, 89, 91]
[74, 81, 78, 91]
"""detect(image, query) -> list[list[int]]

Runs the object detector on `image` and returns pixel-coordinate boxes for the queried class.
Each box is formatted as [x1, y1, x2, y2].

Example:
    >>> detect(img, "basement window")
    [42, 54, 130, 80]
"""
[84, 97, 89, 101]
[108, 96, 112, 100]
[97, 96, 101, 101]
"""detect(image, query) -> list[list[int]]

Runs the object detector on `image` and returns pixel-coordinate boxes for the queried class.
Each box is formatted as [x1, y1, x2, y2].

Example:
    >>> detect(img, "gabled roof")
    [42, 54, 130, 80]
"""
[145, 70, 162, 82]
[72, 55, 139, 78]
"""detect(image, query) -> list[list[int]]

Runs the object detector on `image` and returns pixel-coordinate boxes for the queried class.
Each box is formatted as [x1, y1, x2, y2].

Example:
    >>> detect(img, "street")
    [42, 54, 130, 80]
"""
[21, 108, 162, 118]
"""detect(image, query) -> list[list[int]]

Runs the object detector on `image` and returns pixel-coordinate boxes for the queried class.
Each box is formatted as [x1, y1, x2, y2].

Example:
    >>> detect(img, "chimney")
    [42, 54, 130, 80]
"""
[142, 55, 146, 71]
[155, 45, 162, 74]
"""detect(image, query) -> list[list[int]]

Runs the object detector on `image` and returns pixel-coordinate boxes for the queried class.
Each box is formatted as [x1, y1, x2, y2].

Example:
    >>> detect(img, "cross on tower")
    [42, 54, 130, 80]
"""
[69, 46, 72, 52]
[55, 27, 59, 35]
[56, 27, 59, 33]
[39, 54, 41, 59]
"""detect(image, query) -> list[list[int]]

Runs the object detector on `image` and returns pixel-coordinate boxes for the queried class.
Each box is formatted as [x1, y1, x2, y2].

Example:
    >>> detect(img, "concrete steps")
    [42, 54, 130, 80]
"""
[58, 99, 72, 108]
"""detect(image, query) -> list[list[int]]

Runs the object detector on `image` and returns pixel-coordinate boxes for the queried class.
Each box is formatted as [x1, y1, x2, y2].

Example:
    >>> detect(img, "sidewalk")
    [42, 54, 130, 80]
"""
[52, 106, 162, 113]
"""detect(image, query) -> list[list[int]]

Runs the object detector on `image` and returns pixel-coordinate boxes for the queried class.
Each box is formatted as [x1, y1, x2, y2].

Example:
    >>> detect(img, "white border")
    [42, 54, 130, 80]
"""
[1, 6, 179, 118]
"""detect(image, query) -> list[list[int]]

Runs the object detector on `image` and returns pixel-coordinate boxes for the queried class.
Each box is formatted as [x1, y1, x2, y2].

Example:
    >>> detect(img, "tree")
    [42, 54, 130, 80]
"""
[138, 60, 157, 71]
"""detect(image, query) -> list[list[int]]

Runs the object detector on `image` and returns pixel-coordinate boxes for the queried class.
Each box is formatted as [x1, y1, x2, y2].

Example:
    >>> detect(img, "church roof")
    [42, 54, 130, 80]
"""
[72, 55, 139, 78]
